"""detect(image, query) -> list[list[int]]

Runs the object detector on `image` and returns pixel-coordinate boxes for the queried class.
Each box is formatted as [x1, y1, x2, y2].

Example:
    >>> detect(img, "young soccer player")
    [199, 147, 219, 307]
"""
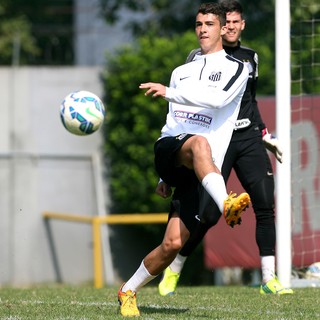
[117, 3, 251, 316]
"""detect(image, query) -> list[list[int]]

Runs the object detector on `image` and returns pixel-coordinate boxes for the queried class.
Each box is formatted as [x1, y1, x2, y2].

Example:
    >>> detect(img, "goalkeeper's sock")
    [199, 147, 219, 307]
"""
[169, 254, 187, 273]
[261, 255, 275, 283]
[201, 172, 228, 213]
[122, 261, 156, 293]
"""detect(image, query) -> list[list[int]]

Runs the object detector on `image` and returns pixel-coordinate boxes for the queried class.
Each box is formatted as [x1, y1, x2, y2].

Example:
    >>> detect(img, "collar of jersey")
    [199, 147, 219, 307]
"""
[194, 49, 227, 61]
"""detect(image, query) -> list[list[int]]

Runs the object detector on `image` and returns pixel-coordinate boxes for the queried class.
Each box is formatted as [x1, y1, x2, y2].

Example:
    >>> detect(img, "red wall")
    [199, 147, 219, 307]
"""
[204, 95, 320, 269]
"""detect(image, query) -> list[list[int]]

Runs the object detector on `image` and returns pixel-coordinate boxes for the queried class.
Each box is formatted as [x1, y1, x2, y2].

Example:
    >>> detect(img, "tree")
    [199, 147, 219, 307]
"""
[99, 0, 277, 95]
[0, 0, 73, 65]
[0, 1, 39, 64]
[99, 0, 275, 40]
[100, 0, 202, 36]
[290, 0, 320, 94]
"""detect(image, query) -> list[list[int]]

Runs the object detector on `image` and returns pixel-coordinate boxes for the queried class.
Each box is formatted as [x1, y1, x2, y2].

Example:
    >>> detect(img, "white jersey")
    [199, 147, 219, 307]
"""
[160, 49, 249, 169]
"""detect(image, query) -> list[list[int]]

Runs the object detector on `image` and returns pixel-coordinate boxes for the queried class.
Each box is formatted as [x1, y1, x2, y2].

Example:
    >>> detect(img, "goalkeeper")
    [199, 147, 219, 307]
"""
[157, 0, 293, 296]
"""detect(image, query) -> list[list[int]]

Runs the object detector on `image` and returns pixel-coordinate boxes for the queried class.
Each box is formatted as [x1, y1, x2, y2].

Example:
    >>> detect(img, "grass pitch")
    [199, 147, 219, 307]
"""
[0, 285, 319, 319]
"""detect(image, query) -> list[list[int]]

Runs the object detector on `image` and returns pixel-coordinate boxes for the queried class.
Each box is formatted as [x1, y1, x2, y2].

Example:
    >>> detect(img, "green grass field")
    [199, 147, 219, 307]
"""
[0, 285, 319, 319]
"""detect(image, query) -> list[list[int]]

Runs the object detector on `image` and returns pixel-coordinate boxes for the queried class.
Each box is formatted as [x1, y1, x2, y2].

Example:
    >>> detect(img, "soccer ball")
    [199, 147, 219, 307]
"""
[60, 90, 105, 136]
[305, 262, 320, 280]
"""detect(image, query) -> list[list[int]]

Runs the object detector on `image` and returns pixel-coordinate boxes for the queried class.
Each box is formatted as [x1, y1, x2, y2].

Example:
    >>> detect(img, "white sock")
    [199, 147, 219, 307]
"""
[169, 254, 187, 273]
[261, 256, 275, 283]
[122, 261, 157, 293]
[201, 172, 228, 213]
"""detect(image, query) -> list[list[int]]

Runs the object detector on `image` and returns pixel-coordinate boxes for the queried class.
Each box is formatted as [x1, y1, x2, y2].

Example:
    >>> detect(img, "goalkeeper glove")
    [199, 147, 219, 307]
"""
[262, 128, 283, 163]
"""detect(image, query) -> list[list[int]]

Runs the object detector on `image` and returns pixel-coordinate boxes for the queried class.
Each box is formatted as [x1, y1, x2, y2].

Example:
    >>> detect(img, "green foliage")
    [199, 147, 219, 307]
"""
[100, 0, 202, 36]
[100, 0, 320, 97]
[239, 1, 275, 43]
[100, 0, 277, 39]
[0, 0, 73, 65]
[103, 31, 198, 213]
[291, 0, 320, 94]
[99, 0, 278, 98]
[0, 4, 40, 64]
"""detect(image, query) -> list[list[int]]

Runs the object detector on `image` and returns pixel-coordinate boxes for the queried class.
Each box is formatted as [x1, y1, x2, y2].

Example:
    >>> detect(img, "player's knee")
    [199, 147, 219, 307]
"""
[161, 237, 184, 256]
[177, 135, 211, 168]
[191, 135, 211, 156]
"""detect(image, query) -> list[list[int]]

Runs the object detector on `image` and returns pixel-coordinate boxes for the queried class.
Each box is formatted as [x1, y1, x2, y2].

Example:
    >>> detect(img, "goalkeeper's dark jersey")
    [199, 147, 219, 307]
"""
[186, 42, 265, 142]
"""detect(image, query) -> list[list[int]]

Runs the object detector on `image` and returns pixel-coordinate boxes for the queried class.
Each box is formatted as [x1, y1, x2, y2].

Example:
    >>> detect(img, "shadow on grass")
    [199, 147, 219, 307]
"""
[140, 305, 189, 315]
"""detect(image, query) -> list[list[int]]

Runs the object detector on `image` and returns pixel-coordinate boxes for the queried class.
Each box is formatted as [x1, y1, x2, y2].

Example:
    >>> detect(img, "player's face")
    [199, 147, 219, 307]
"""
[223, 11, 245, 46]
[195, 13, 226, 54]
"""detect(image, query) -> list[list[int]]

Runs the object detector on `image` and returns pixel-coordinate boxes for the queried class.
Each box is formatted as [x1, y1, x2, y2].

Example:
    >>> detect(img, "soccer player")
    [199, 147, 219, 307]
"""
[118, 3, 251, 317]
[158, 0, 293, 296]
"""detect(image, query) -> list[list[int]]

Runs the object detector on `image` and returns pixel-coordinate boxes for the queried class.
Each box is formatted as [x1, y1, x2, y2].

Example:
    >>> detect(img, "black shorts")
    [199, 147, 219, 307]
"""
[154, 134, 203, 233]
[154, 133, 195, 187]
[169, 180, 204, 233]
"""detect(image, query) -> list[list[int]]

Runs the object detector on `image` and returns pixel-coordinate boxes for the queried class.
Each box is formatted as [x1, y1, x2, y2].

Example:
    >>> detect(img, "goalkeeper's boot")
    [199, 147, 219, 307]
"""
[158, 267, 180, 296]
[260, 277, 294, 295]
[118, 284, 140, 317]
[223, 192, 251, 228]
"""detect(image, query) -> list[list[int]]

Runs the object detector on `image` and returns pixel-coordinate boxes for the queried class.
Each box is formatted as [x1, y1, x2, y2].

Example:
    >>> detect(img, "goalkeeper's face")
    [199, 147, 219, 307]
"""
[223, 11, 245, 47]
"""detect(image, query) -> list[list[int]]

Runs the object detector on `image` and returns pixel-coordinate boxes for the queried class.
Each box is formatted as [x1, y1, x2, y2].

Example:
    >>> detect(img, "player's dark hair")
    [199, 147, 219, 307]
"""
[220, 0, 244, 19]
[197, 3, 226, 26]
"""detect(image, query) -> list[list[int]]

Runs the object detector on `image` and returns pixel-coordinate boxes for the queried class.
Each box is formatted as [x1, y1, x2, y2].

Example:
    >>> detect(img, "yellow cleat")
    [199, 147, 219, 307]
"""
[223, 192, 251, 227]
[158, 267, 180, 296]
[118, 284, 140, 317]
[260, 277, 294, 295]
